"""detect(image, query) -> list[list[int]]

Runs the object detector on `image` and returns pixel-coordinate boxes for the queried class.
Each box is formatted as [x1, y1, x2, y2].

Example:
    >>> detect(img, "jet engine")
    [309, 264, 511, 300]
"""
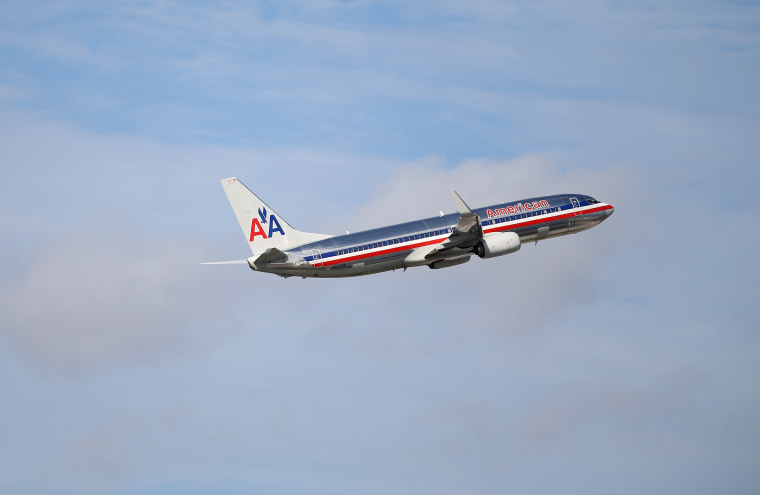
[476, 231, 521, 258]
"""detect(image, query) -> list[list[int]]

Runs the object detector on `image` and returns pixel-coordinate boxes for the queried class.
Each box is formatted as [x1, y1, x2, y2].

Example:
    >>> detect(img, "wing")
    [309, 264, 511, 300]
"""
[443, 189, 483, 249]
[405, 190, 483, 266]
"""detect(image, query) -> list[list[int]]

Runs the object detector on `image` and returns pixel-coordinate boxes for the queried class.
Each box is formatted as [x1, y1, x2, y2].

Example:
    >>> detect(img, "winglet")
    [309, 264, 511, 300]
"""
[450, 189, 473, 215]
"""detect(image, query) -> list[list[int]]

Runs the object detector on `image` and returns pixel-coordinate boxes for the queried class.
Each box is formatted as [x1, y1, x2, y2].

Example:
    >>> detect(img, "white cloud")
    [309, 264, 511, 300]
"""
[0, 228, 230, 374]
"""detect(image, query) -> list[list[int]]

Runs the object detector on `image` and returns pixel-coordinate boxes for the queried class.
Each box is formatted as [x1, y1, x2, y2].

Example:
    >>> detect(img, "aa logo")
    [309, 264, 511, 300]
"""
[249, 207, 285, 241]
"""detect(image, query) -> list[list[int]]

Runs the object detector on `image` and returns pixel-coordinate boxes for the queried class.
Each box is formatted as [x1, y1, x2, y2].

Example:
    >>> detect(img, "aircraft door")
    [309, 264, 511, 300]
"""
[568, 197, 581, 229]
[311, 249, 323, 268]
[570, 197, 581, 214]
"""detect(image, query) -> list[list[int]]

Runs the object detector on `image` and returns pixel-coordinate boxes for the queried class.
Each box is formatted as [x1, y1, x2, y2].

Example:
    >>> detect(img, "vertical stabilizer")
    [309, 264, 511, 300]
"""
[220, 177, 332, 255]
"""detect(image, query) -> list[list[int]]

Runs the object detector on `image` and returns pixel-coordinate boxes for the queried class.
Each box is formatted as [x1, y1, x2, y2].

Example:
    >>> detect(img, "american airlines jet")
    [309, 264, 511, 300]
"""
[208, 177, 614, 278]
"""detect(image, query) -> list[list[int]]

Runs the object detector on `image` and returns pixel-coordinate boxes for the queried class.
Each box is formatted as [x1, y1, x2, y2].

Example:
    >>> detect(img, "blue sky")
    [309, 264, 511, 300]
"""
[1, 1, 759, 494]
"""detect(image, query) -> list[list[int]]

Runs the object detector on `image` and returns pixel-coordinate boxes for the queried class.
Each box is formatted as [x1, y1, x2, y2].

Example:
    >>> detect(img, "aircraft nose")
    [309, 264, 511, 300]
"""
[606, 206, 614, 217]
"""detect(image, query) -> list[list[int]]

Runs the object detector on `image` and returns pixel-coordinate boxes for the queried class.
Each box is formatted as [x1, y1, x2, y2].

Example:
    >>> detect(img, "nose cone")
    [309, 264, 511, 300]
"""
[606, 205, 614, 217]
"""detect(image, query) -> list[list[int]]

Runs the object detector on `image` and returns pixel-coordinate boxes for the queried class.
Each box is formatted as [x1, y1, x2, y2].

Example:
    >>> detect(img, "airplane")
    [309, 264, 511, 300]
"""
[206, 177, 614, 278]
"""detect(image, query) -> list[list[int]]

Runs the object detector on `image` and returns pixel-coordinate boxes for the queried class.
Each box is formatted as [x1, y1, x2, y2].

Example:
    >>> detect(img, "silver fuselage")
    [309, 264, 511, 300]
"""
[252, 194, 613, 278]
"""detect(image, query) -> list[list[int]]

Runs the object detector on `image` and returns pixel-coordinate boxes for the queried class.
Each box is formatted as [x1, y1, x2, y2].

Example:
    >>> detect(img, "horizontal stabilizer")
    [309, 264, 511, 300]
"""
[253, 247, 288, 264]
[201, 259, 249, 265]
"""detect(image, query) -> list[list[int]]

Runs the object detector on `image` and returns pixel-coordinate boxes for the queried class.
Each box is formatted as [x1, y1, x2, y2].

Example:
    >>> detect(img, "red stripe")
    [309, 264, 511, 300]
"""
[320, 237, 443, 267]
[316, 204, 613, 267]
[483, 203, 612, 234]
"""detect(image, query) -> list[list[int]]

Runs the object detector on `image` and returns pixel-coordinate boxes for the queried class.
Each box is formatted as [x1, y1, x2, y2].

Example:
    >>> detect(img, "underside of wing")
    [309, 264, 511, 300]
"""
[404, 190, 484, 267]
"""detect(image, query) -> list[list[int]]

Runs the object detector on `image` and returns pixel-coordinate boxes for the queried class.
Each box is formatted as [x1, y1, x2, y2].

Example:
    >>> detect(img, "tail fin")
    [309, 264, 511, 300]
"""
[220, 177, 332, 255]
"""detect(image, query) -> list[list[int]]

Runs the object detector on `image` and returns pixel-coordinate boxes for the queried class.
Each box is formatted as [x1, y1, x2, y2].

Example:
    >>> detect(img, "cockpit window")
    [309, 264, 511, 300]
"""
[587, 197, 599, 204]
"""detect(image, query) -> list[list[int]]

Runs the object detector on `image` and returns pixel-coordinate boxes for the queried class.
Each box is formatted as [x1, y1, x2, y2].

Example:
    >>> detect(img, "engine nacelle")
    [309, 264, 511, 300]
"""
[476, 232, 521, 259]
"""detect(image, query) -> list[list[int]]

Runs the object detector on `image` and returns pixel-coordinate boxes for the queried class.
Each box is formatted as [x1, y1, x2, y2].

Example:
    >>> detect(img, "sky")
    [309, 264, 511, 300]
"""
[0, 1, 758, 494]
